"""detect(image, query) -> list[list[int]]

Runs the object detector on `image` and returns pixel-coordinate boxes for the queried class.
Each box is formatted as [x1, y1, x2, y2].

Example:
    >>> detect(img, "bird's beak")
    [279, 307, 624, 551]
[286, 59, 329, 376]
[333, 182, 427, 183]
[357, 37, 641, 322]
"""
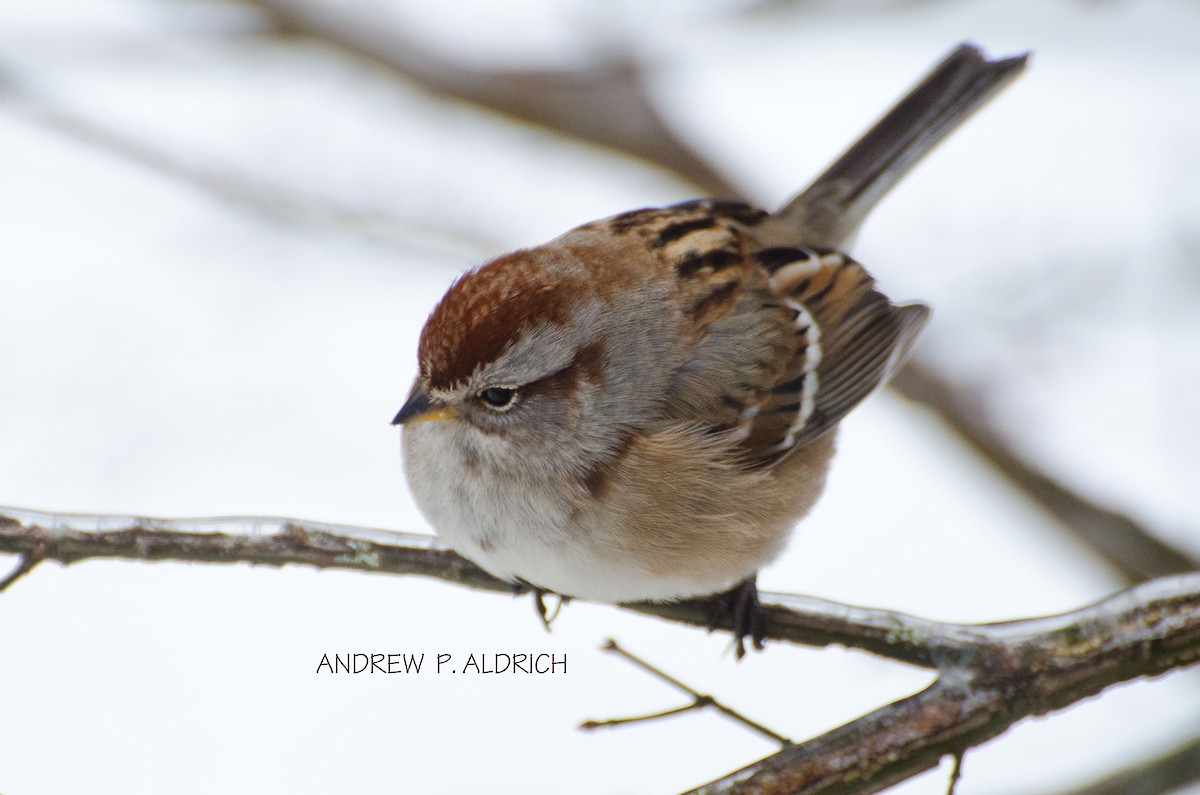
[391, 386, 457, 426]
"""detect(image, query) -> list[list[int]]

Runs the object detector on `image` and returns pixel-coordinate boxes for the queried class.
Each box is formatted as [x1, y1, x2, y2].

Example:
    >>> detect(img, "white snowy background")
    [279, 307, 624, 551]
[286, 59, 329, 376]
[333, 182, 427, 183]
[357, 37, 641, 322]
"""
[1, 0, 1198, 793]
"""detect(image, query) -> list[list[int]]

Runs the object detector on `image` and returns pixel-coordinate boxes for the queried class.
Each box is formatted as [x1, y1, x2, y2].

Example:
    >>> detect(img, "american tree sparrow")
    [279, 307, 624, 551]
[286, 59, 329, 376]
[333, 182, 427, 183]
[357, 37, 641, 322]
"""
[394, 44, 1026, 655]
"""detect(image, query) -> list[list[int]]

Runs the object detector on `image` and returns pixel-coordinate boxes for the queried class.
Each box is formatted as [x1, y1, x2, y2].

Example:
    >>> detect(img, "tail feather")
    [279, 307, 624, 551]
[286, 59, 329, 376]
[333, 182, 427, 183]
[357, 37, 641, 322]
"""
[773, 43, 1028, 249]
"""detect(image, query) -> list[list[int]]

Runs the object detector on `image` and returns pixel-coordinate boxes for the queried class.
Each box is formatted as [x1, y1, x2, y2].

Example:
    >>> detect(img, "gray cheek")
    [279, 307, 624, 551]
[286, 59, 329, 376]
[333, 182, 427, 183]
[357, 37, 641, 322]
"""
[505, 391, 607, 478]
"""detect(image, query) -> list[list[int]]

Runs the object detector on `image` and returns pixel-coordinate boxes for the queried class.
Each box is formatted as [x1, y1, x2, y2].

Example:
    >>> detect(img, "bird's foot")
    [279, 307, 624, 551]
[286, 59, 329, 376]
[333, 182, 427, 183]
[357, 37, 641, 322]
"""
[707, 577, 766, 659]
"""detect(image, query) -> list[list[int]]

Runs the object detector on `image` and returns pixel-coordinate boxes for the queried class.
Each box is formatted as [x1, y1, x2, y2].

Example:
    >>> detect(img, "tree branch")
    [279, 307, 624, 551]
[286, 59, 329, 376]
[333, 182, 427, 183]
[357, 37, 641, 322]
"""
[3, 506, 1198, 793]
[0, 509, 512, 594]
[3, 507, 1197, 668]
[0, 507, 967, 665]
[7, 506, 1200, 792]
[690, 577, 1200, 794]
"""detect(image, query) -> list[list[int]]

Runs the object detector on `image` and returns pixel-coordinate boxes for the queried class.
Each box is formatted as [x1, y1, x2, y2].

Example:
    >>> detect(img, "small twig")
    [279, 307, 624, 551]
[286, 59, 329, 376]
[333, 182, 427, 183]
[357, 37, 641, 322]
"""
[530, 588, 571, 631]
[0, 551, 42, 592]
[946, 751, 964, 795]
[580, 700, 711, 732]
[582, 639, 792, 746]
[544, 594, 569, 626]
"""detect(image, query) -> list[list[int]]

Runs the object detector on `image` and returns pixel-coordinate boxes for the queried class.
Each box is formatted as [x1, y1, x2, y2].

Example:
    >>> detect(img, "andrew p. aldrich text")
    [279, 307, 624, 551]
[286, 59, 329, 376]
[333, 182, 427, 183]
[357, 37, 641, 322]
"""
[316, 652, 567, 675]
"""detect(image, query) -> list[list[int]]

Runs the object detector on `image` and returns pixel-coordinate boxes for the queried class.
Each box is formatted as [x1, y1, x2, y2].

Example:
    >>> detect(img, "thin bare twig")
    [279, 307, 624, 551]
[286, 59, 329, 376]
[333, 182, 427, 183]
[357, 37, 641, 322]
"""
[945, 751, 964, 795]
[581, 639, 791, 746]
[580, 700, 705, 731]
[0, 552, 42, 592]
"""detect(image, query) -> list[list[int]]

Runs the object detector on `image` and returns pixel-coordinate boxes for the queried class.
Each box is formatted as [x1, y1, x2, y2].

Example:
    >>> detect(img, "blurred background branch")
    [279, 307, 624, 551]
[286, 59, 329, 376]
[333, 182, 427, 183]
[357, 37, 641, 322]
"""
[890, 361, 1198, 582]
[0, 63, 501, 256]
[1054, 731, 1200, 795]
[244, 0, 744, 198]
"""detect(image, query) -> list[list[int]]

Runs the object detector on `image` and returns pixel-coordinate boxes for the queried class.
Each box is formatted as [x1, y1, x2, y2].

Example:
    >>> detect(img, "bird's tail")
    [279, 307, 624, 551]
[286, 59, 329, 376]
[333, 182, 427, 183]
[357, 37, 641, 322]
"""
[773, 43, 1028, 249]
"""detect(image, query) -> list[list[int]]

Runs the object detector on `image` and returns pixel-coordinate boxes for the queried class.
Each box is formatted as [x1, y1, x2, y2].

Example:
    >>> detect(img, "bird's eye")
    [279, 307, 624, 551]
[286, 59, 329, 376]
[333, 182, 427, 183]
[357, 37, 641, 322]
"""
[479, 386, 516, 409]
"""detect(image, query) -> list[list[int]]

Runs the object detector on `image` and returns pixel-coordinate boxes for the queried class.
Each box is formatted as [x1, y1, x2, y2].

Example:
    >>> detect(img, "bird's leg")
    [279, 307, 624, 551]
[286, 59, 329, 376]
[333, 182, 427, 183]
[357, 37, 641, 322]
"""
[708, 576, 766, 659]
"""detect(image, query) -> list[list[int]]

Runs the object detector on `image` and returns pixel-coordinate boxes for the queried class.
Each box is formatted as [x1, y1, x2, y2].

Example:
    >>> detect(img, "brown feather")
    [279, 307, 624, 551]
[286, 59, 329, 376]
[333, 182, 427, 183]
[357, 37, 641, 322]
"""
[745, 248, 929, 464]
[602, 198, 929, 468]
[419, 252, 579, 390]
